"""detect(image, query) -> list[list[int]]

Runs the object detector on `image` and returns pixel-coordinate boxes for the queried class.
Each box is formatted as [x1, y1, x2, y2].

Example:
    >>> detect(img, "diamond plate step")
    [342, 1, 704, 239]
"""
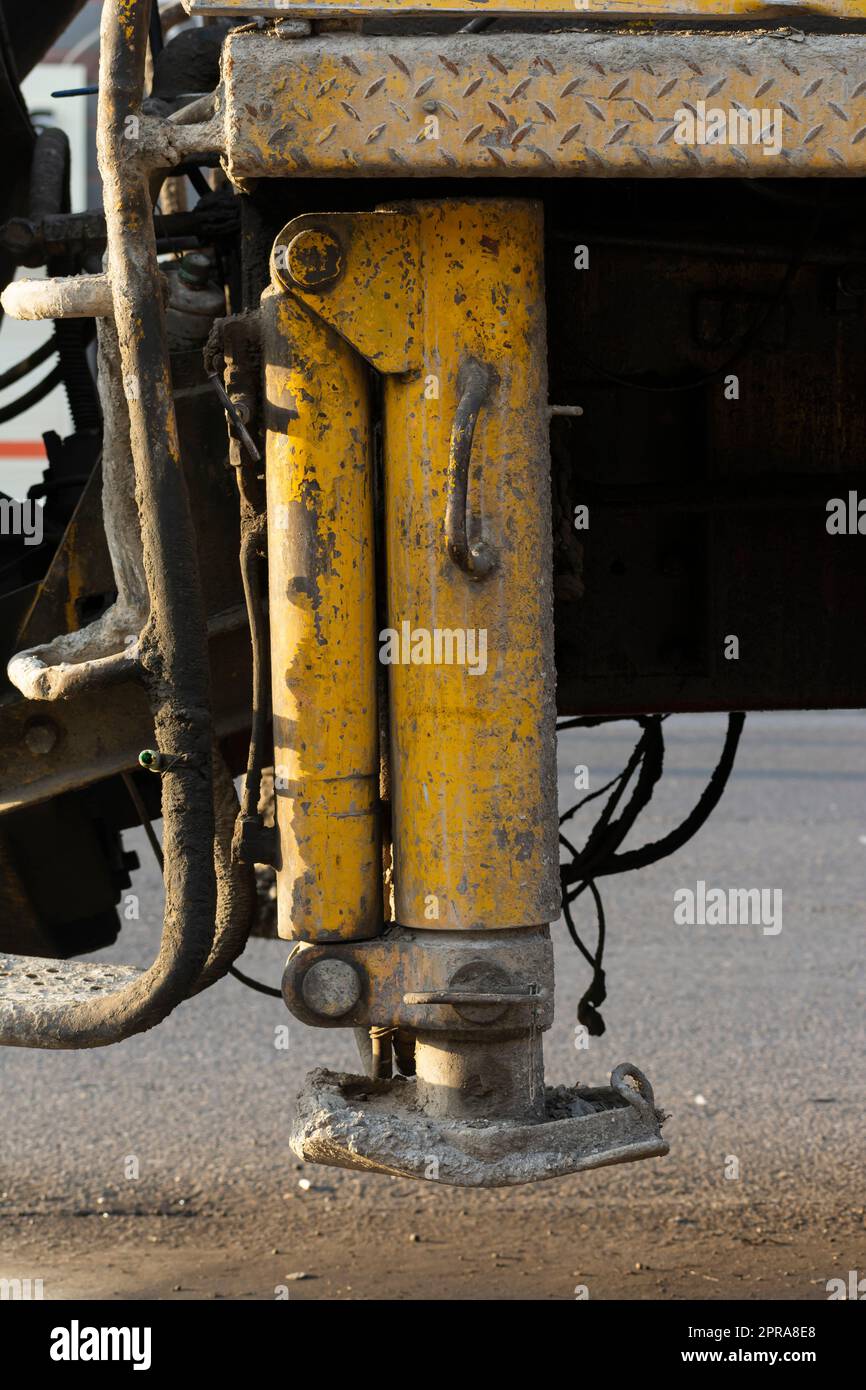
[216, 30, 866, 180]
[0, 953, 141, 1009]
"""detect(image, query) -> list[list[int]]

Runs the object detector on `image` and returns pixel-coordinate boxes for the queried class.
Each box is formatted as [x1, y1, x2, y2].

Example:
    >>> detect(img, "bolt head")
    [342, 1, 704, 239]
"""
[280, 228, 344, 290]
[23, 718, 58, 756]
[2, 218, 36, 257]
[301, 957, 362, 1018]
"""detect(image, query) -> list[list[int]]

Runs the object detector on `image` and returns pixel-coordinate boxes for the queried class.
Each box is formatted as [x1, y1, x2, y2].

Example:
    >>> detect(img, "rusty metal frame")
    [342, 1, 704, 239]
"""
[0, 616, 253, 814]
[0, 0, 255, 1047]
[214, 29, 866, 180]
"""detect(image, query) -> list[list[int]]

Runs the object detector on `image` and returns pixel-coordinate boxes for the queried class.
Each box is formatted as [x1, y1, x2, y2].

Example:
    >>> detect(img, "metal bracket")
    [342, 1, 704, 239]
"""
[282, 927, 556, 1034]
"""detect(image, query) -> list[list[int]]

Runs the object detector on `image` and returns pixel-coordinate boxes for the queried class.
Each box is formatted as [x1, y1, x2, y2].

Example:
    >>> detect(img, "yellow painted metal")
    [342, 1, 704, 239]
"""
[282, 227, 346, 290]
[188, 0, 866, 19]
[382, 200, 559, 930]
[262, 284, 381, 942]
[219, 31, 866, 180]
[273, 213, 423, 374]
[284, 200, 560, 931]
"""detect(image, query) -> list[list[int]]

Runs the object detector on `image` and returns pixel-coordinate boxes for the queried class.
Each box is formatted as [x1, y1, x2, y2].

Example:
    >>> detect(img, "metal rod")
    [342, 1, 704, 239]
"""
[0, 0, 231, 1048]
[95, 0, 219, 1023]
[51, 85, 99, 98]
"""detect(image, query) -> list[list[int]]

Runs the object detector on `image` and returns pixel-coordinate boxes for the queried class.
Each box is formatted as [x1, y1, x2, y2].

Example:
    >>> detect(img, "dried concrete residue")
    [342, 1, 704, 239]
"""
[291, 1067, 668, 1188]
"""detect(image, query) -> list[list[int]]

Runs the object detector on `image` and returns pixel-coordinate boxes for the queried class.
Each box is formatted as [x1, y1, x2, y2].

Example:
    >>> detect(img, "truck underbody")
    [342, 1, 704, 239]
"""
[0, 0, 863, 1188]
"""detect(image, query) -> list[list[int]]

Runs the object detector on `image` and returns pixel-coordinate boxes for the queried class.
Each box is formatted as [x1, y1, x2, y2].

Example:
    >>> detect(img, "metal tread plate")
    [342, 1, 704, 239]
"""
[221, 30, 866, 178]
[0, 953, 141, 1007]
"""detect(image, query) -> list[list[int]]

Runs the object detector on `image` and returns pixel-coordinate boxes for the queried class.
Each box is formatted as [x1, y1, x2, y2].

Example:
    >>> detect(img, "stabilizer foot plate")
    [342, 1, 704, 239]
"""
[291, 1062, 668, 1187]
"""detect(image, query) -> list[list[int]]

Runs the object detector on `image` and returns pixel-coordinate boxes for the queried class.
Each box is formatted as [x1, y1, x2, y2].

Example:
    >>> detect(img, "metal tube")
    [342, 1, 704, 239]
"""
[2, 274, 112, 320]
[88, 0, 219, 1022]
[7, 317, 146, 701]
[262, 286, 381, 943]
[0, 0, 229, 1047]
[415, 1033, 545, 1122]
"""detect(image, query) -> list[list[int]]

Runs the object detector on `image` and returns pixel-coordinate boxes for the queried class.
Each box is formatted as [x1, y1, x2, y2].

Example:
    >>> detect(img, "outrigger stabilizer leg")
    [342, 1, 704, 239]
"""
[263, 202, 668, 1186]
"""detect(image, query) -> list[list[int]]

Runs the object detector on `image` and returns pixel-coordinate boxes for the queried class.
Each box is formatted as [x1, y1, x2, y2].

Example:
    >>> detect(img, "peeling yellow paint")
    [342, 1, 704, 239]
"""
[284, 202, 560, 931]
[263, 287, 381, 942]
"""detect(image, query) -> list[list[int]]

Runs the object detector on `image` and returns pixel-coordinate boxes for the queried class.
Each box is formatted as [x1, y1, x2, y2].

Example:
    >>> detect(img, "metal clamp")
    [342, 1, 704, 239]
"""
[138, 748, 199, 774]
[208, 371, 261, 463]
[445, 357, 498, 580]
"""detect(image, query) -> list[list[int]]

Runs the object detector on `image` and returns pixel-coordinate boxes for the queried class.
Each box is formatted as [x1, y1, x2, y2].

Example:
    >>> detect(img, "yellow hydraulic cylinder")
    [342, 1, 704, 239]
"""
[381, 200, 560, 931]
[262, 285, 381, 942]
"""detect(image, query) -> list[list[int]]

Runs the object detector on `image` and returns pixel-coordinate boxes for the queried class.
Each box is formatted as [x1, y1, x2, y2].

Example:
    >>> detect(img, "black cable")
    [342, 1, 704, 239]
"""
[0, 336, 57, 391]
[0, 364, 63, 425]
[228, 963, 282, 999]
[558, 713, 745, 1033]
[121, 772, 164, 870]
[560, 768, 628, 826]
[562, 716, 665, 887]
[563, 880, 607, 1037]
[558, 720, 663, 1036]
[600, 713, 745, 878]
[561, 713, 742, 888]
[236, 470, 269, 823]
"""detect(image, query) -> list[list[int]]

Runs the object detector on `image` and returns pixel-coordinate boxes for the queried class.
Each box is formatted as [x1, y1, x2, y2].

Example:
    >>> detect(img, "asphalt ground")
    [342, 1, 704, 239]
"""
[1, 712, 863, 1299]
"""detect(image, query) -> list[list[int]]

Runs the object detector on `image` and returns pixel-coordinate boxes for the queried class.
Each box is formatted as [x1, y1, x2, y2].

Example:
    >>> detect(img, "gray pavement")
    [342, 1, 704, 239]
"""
[1, 712, 864, 1277]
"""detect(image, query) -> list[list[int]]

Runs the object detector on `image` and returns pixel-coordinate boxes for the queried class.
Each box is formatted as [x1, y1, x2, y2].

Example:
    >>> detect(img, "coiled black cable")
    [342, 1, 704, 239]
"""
[559, 713, 745, 1035]
[0, 363, 63, 425]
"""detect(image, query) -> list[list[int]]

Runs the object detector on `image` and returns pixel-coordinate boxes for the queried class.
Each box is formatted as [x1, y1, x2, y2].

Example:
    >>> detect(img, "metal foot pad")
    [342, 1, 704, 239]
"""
[291, 1062, 668, 1187]
[0, 953, 140, 1017]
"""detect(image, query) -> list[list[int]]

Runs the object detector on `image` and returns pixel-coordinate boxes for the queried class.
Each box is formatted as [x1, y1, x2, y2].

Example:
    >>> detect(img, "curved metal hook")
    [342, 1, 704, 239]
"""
[445, 357, 498, 580]
[611, 1062, 659, 1126]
